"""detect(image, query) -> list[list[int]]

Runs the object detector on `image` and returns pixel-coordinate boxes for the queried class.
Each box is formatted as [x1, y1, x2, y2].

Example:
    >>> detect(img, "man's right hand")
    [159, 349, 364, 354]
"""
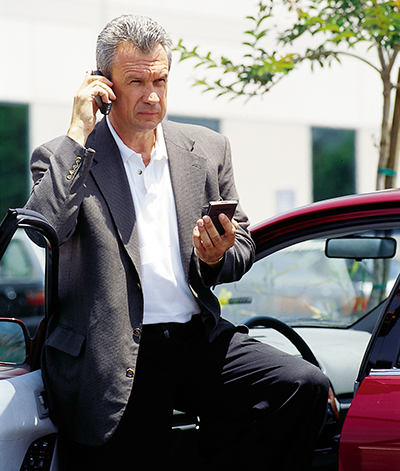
[67, 71, 115, 147]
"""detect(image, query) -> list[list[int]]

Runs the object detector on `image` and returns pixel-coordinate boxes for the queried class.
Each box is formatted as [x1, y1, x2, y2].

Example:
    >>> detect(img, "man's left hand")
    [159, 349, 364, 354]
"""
[193, 214, 238, 267]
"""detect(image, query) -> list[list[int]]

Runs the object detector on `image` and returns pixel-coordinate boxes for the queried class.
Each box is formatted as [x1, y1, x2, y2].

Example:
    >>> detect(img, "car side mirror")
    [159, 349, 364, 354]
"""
[0, 318, 30, 377]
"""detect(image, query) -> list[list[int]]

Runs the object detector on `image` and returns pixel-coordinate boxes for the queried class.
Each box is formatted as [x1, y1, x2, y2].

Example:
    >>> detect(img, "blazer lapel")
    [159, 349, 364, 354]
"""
[163, 121, 206, 278]
[88, 119, 142, 278]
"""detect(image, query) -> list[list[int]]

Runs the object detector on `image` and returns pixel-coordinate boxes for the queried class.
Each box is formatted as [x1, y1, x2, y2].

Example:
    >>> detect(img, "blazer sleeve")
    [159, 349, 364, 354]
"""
[25, 136, 95, 245]
[193, 134, 255, 287]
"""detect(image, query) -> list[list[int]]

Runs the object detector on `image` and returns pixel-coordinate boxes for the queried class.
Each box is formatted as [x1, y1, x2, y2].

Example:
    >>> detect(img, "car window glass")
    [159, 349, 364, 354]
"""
[0, 228, 45, 336]
[215, 227, 400, 328]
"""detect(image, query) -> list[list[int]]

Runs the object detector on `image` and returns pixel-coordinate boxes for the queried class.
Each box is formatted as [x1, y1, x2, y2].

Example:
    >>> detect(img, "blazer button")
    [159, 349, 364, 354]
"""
[126, 368, 135, 378]
[132, 328, 142, 339]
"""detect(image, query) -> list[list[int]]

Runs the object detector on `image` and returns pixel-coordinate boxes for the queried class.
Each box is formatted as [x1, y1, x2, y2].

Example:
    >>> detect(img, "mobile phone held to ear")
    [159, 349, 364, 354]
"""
[207, 200, 238, 235]
[92, 70, 112, 115]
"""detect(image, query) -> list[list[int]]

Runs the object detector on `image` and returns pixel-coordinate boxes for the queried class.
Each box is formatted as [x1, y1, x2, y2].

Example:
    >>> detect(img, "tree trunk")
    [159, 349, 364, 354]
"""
[385, 68, 400, 189]
[376, 77, 393, 190]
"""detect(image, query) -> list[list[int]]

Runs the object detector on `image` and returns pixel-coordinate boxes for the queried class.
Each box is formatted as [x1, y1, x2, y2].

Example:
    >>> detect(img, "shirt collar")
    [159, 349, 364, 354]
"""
[106, 117, 167, 164]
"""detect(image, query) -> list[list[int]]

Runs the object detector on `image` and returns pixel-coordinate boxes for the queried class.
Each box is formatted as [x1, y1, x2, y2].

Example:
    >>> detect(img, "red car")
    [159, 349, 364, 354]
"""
[2, 189, 400, 470]
[338, 264, 400, 468]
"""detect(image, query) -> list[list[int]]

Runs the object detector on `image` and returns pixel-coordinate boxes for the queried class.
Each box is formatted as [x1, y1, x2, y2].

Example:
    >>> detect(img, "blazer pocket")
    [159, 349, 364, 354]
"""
[46, 325, 86, 357]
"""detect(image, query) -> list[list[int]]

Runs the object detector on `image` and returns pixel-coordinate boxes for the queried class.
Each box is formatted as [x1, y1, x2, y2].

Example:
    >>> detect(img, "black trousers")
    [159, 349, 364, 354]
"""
[57, 316, 329, 471]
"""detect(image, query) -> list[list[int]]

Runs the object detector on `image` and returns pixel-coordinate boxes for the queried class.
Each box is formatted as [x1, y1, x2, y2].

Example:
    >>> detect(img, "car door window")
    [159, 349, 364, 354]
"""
[0, 229, 45, 336]
[215, 227, 400, 329]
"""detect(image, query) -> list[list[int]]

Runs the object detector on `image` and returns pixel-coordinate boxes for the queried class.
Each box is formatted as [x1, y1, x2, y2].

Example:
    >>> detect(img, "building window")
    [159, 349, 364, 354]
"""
[275, 189, 296, 214]
[167, 115, 220, 133]
[0, 103, 29, 217]
[312, 127, 356, 202]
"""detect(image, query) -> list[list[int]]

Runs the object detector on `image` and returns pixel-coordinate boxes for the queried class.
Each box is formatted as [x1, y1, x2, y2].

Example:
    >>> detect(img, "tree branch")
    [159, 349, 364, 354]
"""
[303, 49, 381, 74]
[388, 44, 400, 71]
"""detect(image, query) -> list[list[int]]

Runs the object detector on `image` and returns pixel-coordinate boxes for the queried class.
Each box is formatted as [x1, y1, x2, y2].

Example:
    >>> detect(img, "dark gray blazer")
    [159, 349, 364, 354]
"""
[26, 118, 255, 446]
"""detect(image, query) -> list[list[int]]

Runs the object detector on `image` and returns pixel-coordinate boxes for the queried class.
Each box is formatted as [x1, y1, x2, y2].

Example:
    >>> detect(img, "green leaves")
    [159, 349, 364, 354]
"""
[283, 0, 400, 49]
[174, 3, 294, 98]
[174, 0, 400, 99]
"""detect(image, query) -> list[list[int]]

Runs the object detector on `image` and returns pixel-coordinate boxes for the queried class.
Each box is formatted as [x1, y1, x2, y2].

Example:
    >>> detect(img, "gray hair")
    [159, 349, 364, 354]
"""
[96, 15, 172, 78]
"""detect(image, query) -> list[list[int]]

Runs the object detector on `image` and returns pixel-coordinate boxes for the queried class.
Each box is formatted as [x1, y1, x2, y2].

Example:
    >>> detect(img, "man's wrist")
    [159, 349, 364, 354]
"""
[206, 254, 224, 268]
[67, 125, 90, 148]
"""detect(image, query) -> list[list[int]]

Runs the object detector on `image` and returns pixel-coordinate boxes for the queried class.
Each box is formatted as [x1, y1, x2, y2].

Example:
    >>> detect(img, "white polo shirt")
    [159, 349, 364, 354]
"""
[106, 118, 201, 324]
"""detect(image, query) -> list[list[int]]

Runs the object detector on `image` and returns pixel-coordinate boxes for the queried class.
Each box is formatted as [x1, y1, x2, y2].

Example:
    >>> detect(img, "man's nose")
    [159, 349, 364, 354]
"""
[144, 90, 159, 104]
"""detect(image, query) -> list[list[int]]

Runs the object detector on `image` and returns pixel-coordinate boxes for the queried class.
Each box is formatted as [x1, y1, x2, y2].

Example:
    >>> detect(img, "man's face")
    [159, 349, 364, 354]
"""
[109, 42, 169, 135]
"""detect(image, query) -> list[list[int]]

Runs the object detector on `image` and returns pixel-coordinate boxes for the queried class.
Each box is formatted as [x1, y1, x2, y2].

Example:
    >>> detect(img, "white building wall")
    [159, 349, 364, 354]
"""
[0, 0, 384, 224]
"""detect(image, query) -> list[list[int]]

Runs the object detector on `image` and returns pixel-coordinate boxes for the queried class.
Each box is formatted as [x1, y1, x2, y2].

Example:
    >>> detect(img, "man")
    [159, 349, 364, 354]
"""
[26, 14, 329, 471]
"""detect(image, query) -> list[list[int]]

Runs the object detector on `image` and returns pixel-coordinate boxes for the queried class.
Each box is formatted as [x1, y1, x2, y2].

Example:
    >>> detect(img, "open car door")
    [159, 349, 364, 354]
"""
[339, 268, 400, 470]
[0, 209, 59, 471]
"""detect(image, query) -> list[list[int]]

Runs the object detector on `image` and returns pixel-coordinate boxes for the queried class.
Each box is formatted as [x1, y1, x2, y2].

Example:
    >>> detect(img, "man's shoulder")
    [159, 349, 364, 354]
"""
[163, 119, 222, 139]
[162, 120, 230, 159]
